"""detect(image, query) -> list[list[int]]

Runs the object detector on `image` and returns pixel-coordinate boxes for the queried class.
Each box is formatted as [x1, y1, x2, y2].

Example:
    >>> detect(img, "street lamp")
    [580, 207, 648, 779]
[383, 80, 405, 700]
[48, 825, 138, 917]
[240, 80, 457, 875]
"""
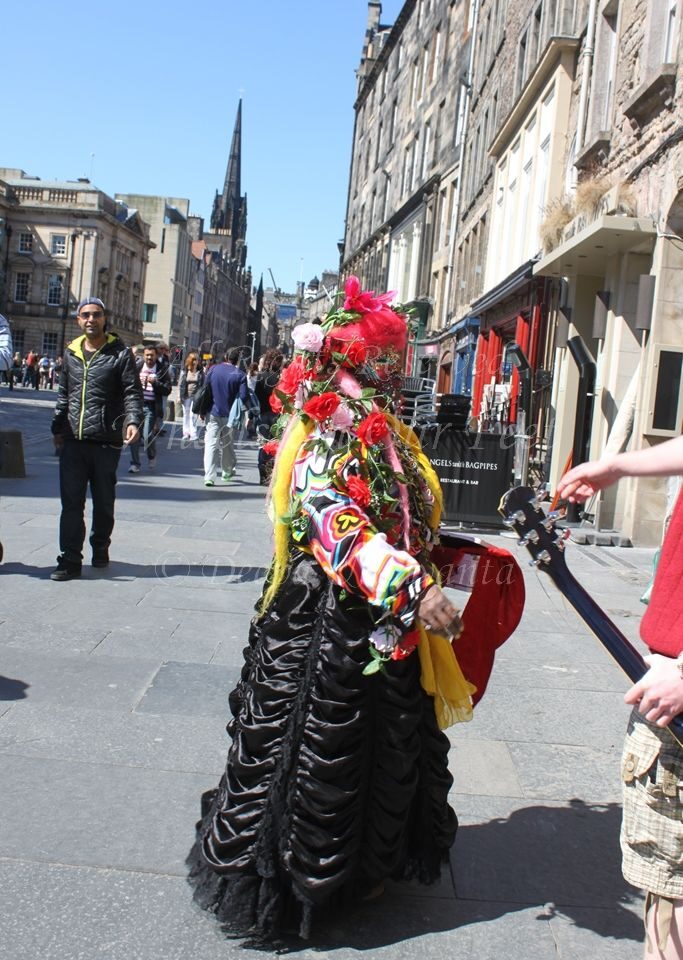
[247, 330, 256, 364]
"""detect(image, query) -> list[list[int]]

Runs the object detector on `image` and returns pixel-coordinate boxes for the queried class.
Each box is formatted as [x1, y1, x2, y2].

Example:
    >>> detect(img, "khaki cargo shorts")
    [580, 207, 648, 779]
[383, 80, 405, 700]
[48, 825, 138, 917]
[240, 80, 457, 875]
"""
[621, 707, 683, 898]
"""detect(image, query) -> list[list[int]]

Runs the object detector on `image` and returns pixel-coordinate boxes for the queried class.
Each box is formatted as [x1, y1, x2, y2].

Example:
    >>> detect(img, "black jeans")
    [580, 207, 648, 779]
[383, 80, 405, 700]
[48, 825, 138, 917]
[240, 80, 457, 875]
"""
[58, 440, 121, 565]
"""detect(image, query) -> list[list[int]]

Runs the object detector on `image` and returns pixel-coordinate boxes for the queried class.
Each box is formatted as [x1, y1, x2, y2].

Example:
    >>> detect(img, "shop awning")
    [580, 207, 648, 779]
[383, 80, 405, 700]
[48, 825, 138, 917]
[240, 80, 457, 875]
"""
[534, 215, 657, 278]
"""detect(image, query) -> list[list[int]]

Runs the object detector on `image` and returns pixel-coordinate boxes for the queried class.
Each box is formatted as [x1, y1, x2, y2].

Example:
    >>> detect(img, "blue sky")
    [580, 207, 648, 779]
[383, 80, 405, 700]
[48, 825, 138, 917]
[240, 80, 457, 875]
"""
[5, 0, 404, 294]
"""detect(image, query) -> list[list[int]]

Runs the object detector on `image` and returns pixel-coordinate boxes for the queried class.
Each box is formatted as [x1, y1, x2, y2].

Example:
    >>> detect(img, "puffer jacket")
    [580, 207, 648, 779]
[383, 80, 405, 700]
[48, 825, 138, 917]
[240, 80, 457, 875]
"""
[52, 334, 143, 445]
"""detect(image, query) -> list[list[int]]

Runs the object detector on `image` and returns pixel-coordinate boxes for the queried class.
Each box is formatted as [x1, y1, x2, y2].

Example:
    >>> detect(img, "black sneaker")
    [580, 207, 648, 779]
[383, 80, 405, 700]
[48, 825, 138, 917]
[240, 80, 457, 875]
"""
[50, 558, 82, 581]
[92, 551, 109, 568]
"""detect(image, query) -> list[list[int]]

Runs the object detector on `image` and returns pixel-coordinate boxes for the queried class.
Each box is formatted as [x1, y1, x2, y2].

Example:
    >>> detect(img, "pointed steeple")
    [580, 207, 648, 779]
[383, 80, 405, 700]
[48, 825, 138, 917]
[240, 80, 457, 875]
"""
[211, 100, 242, 232]
[209, 100, 247, 267]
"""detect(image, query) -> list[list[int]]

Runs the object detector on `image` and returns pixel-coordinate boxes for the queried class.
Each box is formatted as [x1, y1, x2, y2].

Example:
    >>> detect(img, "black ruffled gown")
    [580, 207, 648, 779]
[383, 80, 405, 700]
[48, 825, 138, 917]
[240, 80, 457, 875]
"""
[187, 550, 457, 942]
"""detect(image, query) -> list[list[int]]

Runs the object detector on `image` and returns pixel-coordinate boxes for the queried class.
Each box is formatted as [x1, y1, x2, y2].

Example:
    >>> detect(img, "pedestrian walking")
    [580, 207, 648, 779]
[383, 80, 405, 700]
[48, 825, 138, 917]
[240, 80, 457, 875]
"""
[559, 437, 683, 960]
[128, 345, 172, 474]
[50, 297, 142, 581]
[178, 352, 203, 440]
[187, 278, 476, 943]
[202, 347, 247, 486]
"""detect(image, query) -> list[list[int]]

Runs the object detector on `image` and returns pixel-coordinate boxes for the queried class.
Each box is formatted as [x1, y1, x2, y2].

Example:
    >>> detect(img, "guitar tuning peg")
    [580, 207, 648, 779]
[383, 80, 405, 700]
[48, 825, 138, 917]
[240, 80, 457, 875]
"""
[537, 549, 551, 565]
[502, 518, 516, 528]
[514, 510, 526, 523]
[526, 529, 540, 544]
[518, 537, 529, 547]
[546, 511, 560, 520]
[529, 558, 542, 567]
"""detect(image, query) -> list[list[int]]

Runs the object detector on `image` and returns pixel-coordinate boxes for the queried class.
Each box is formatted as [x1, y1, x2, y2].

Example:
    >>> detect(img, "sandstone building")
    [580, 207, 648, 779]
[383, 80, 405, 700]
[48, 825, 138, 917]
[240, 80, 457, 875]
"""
[345, 0, 682, 544]
[0, 169, 153, 353]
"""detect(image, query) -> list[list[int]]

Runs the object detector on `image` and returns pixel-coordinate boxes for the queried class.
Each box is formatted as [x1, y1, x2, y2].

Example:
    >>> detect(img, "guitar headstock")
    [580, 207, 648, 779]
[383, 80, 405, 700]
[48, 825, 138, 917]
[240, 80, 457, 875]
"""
[499, 486, 570, 580]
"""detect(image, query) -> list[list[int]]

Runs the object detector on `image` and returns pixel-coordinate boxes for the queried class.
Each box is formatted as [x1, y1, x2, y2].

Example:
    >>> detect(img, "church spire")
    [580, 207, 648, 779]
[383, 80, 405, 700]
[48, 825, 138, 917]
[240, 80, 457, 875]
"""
[209, 100, 248, 267]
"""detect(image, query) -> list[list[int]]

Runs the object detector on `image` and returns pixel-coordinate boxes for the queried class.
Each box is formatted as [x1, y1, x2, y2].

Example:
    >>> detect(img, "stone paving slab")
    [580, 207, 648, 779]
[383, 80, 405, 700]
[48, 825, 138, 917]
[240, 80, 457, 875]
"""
[0, 649, 160, 712]
[451, 686, 630, 748]
[505, 740, 623, 803]
[0, 859, 232, 960]
[0, 703, 226, 775]
[134, 661, 239, 718]
[449, 795, 639, 912]
[0, 754, 214, 874]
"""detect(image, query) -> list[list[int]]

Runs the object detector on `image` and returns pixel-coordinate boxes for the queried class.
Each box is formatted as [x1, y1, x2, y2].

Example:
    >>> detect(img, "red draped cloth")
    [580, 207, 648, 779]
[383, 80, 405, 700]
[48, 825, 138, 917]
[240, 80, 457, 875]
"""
[431, 539, 525, 706]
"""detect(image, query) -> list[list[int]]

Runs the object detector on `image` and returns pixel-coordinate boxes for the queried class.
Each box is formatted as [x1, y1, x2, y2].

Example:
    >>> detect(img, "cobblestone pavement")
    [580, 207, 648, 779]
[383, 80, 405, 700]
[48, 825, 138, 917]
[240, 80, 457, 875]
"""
[0, 388, 654, 959]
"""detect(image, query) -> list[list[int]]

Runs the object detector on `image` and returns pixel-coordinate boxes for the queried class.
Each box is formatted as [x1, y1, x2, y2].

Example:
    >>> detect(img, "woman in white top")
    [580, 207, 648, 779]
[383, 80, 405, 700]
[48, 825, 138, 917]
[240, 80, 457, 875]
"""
[178, 353, 204, 440]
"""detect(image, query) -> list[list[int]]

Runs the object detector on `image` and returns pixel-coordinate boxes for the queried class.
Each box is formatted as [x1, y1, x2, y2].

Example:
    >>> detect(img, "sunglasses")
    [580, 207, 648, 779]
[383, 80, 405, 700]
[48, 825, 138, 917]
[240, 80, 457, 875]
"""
[79, 310, 104, 319]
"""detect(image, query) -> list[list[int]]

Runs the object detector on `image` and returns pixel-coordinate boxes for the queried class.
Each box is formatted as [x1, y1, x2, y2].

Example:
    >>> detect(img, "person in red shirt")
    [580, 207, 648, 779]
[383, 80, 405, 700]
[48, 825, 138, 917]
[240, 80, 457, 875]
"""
[559, 435, 683, 960]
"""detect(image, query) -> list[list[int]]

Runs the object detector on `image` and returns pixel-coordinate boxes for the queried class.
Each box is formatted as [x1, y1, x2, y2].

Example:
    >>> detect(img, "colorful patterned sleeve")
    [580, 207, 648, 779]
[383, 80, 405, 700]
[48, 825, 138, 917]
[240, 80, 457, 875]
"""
[290, 435, 434, 628]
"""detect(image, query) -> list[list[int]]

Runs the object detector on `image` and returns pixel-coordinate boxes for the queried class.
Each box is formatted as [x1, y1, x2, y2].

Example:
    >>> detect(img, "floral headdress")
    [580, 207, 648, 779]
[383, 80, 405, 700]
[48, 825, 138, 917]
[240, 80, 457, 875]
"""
[262, 276, 441, 609]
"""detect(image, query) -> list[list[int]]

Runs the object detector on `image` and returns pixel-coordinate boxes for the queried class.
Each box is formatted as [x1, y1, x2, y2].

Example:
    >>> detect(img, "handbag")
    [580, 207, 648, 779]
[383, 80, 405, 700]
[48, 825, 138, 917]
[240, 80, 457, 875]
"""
[191, 381, 213, 416]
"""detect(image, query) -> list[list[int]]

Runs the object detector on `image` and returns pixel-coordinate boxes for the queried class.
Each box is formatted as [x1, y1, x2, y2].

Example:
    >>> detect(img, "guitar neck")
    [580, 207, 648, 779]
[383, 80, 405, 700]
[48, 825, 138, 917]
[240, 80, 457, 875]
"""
[554, 566, 648, 684]
[552, 563, 683, 743]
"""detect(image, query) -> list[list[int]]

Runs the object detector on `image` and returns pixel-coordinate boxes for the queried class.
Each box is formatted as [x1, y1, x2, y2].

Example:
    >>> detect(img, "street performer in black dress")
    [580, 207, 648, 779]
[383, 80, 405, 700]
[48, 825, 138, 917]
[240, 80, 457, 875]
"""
[188, 278, 503, 943]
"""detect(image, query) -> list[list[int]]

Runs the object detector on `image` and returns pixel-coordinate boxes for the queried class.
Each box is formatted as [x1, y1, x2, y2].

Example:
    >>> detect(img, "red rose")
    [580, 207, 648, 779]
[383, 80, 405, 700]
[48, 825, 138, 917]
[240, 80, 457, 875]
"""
[391, 629, 420, 660]
[356, 412, 389, 446]
[346, 474, 372, 507]
[303, 391, 341, 422]
[269, 391, 283, 414]
[277, 356, 308, 397]
[341, 340, 368, 368]
[262, 440, 279, 456]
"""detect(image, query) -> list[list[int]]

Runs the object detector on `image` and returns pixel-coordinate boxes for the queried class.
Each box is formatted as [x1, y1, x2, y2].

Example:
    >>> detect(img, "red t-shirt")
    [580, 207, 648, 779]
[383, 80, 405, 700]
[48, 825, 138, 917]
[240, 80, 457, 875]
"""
[641, 490, 683, 657]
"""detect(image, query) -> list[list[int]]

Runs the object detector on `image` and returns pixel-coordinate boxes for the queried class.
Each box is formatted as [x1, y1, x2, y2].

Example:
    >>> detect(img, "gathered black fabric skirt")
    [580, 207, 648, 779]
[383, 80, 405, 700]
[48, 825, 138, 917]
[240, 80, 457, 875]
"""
[187, 552, 457, 943]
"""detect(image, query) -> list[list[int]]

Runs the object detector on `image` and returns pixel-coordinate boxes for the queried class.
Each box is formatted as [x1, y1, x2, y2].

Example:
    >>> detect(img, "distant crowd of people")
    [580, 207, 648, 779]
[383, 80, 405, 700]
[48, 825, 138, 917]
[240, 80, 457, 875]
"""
[1, 350, 64, 390]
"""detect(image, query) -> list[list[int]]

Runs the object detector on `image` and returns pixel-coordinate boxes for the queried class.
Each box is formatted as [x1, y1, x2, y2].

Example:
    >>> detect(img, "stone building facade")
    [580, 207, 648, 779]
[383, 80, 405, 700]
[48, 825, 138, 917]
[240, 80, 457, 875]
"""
[534, 0, 683, 544]
[346, 0, 682, 543]
[0, 169, 152, 354]
[115, 194, 194, 352]
[341, 0, 472, 379]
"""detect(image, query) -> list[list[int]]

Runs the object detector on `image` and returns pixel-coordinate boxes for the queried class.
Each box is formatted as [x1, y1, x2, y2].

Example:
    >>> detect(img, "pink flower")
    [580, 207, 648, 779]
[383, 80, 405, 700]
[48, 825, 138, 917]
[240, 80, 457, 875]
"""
[291, 323, 325, 353]
[331, 402, 354, 430]
[343, 275, 396, 314]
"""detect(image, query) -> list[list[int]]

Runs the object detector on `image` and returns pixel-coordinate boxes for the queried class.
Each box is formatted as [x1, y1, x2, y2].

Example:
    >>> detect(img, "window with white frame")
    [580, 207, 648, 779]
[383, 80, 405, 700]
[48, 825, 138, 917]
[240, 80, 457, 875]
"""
[19, 232, 33, 254]
[430, 27, 441, 85]
[47, 274, 64, 306]
[411, 136, 420, 191]
[601, 7, 619, 129]
[15, 273, 30, 302]
[515, 30, 528, 96]
[51, 234, 67, 257]
[42, 332, 59, 355]
[454, 82, 468, 148]
[664, 0, 678, 62]
[421, 122, 432, 181]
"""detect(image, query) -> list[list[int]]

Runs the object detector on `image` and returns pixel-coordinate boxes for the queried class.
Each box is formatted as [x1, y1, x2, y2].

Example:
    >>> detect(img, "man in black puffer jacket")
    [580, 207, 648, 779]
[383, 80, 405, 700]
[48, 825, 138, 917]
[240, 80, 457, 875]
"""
[50, 297, 143, 581]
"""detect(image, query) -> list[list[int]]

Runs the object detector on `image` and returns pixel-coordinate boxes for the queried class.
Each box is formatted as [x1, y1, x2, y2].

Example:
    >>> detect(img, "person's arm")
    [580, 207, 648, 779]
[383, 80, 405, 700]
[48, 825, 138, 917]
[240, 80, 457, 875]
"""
[154, 365, 173, 397]
[291, 437, 460, 634]
[120, 349, 143, 443]
[0, 315, 12, 372]
[558, 436, 683, 503]
[51, 361, 70, 447]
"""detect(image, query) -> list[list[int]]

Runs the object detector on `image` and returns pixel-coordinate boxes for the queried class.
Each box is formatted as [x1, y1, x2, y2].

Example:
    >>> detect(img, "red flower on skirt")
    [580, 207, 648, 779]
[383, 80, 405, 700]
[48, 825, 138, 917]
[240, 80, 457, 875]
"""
[262, 440, 279, 456]
[303, 391, 341, 422]
[346, 474, 372, 507]
[356, 411, 389, 446]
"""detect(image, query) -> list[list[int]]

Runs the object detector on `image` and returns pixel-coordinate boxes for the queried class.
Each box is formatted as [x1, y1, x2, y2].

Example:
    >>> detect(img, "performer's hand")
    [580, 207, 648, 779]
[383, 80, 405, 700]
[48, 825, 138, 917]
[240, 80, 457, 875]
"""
[557, 456, 622, 503]
[625, 654, 683, 727]
[125, 424, 140, 445]
[417, 584, 463, 639]
[52, 434, 64, 451]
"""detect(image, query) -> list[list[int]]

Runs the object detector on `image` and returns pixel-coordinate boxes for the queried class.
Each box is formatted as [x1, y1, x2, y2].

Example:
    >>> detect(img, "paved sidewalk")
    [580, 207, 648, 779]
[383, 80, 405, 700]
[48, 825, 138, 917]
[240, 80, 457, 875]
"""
[0, 390, 655, 959]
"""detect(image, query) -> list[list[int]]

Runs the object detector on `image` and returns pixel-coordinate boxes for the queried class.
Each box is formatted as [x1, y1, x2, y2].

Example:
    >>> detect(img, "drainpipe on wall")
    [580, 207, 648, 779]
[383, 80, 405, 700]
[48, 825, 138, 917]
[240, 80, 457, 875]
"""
[575, 0, 599, 155]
